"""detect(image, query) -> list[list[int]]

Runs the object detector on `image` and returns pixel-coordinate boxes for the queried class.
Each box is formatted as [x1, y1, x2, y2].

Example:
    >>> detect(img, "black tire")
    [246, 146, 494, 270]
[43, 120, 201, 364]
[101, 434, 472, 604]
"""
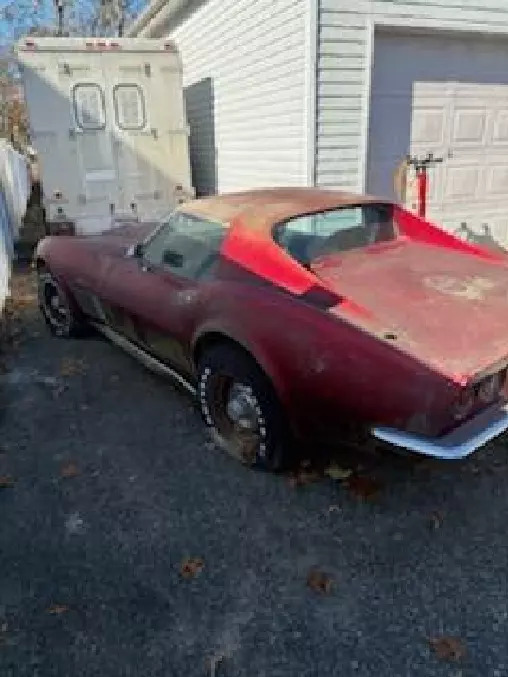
[37, 266, 86, 338]
[197, 343, 290, 471]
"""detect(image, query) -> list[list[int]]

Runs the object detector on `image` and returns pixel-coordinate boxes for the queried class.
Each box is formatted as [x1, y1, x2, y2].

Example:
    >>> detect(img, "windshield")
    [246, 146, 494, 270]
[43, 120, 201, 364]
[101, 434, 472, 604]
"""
[273, 203, 397, 266]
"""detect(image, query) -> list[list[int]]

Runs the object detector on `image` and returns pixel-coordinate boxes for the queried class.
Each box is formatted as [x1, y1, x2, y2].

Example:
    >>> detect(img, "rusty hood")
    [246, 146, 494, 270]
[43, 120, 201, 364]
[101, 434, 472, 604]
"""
[312, 240, 508, 383]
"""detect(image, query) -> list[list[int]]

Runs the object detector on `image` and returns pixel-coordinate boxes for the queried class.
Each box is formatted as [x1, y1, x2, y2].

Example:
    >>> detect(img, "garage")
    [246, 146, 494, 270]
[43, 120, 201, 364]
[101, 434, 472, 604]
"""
[129, 0, 508, 248]
[367, 31, 508, 242]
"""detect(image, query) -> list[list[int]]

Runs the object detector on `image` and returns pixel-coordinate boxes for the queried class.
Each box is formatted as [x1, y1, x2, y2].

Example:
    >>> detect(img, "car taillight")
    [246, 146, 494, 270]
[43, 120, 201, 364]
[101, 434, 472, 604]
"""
[454, 387, 475, 421]
[477, 371, 503, 404]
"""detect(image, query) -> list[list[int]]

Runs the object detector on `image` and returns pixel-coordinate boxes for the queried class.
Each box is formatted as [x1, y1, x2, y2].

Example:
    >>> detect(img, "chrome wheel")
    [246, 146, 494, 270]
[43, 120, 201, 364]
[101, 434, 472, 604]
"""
[203, 372, 264, 466]
[38, 273, 72, 336]
[226, 383, 260, 432]
[197, 344, 290, 471]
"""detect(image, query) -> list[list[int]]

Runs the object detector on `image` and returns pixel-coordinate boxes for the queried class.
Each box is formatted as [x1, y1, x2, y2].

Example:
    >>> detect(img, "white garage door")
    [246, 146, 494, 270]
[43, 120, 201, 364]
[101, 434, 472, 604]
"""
[367, 31, 508, 247]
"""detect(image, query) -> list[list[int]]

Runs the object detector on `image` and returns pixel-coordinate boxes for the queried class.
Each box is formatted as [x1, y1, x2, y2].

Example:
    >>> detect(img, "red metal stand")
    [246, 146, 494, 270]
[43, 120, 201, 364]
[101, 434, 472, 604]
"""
[406, 153, 444, 219]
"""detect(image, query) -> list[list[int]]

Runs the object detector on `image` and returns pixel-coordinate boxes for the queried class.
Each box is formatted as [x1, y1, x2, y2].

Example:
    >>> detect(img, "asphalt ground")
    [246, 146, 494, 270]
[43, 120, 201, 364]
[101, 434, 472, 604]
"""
[0, 267, 507, 677]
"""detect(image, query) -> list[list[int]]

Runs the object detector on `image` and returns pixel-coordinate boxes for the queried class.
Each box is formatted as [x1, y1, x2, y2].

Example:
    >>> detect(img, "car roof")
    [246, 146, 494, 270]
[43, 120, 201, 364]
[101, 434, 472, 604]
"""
[178, 187, 389, 232]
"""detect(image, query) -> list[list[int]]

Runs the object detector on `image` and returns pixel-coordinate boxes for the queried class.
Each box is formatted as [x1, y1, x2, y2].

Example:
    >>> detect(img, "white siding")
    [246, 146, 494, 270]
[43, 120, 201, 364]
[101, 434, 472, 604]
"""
[317, 0, 508, 191]
[171, 0, 308, 195]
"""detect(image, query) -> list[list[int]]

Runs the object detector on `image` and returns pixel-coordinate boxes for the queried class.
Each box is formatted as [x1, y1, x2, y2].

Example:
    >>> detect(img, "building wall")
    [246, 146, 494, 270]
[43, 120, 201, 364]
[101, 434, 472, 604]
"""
[316, 0, 508, 192]
[171, 0, 309, 195]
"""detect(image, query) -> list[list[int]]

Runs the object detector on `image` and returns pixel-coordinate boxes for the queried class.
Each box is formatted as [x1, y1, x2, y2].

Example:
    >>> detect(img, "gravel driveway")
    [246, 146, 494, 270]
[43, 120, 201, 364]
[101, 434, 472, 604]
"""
[0, 267, 507, 677]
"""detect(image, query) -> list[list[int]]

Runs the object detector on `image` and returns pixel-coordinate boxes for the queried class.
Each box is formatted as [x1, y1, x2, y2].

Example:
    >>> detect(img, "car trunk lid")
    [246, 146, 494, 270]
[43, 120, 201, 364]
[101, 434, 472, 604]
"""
[312, 239, 508, 383]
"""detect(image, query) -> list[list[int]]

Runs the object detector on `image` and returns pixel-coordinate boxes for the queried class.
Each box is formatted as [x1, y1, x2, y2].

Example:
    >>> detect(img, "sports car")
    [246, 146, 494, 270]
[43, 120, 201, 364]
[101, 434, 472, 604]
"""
[35, 188, 508, 469]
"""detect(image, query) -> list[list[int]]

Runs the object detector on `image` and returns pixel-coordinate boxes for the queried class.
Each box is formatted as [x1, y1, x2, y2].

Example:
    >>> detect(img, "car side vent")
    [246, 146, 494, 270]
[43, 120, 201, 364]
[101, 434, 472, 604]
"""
[300, 286, 342, 310]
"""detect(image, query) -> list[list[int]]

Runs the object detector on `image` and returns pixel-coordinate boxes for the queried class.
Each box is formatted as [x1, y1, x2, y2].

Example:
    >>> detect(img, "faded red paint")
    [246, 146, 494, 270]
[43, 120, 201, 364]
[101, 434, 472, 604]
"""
[36, 188, 508, 445]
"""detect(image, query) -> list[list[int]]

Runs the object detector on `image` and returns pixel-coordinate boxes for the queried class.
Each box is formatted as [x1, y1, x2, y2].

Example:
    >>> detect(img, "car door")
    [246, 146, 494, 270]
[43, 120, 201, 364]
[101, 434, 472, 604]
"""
[100, 211, 226, 376]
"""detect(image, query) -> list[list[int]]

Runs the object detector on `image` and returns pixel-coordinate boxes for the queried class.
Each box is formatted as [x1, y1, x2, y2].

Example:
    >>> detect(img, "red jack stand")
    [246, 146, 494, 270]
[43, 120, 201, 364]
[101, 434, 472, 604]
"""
[406, 153, 444, 219]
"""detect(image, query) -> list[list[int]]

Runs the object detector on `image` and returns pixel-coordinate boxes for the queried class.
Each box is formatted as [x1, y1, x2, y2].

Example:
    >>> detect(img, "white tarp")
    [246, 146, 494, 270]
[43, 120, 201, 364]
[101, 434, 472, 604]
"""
[0, 141, 30, 313]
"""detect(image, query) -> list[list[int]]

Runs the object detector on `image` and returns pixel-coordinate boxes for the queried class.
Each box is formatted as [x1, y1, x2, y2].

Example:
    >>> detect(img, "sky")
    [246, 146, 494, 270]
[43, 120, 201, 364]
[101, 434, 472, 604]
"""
[0, 0, 148, 49]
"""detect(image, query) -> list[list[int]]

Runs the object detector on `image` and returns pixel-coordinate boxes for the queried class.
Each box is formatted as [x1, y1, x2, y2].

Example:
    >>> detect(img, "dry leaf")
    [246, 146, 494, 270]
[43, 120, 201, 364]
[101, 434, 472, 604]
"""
[47, 604, 69, 615]
[428, 636, 466, 662]
[180, 557, 204, 580]
[307, 569, 334, 594]
[60, 358, 86, 377]
[429, 511, 444, 530]
[346, 475, 382, 500]
[324, 465, 353, 481]
[0, 476, 15, 489]
[287, 470, 321, 489]
[60, 463, 80, 479]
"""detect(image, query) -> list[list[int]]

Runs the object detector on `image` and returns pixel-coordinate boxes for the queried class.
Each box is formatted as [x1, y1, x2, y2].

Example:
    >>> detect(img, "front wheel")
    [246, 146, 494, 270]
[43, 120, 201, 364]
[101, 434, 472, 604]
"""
[197, 344, 290, 471]
[37, 267, 86, 338]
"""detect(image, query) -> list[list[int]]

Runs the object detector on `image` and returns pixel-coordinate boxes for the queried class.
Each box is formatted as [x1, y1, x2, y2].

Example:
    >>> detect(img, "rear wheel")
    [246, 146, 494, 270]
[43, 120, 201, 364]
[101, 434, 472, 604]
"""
[197, 344, 290, 471]
[37, 267, 86, 338]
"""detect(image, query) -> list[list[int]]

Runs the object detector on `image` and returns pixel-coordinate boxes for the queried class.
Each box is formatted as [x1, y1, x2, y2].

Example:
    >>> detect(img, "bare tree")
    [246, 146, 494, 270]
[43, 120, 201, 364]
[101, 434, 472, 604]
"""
[1, 0, 147, 43]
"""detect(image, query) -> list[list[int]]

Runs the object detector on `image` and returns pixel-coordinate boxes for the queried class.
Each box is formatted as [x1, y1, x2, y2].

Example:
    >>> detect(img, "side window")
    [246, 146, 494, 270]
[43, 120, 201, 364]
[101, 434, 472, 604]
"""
[73, 84, 106, 130]
[143, 213, 226, 279]
[114, 84, 146, 130]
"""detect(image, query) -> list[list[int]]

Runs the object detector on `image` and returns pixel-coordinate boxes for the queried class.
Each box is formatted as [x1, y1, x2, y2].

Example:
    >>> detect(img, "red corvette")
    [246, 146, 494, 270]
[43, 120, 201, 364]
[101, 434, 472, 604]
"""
[35, 188, 508, 469]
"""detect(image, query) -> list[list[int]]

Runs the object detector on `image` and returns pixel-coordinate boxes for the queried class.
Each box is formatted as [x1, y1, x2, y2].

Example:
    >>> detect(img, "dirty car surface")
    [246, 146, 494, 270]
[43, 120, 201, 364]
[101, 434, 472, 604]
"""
[34, 188, 508, 467]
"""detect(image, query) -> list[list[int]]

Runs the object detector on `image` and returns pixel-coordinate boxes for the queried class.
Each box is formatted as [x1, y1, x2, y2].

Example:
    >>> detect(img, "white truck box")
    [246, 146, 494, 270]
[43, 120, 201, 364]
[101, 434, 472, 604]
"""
[16, 37, 194, 235]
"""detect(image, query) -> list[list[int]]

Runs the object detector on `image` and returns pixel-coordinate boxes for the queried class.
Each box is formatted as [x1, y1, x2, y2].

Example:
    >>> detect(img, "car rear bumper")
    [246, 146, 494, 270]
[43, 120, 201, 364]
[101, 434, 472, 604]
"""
[371, 402, 508, 460]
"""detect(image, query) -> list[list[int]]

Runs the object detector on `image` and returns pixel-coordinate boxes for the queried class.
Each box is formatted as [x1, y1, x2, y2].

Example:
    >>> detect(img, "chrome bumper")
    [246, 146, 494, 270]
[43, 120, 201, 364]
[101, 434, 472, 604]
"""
[372, 402, 508, 460]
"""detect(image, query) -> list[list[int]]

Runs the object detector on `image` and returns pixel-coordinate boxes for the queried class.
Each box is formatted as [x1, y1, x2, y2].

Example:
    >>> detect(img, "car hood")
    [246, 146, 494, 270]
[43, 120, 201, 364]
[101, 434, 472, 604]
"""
[80, 221, 157, 253]
[312, 239, 508, 383]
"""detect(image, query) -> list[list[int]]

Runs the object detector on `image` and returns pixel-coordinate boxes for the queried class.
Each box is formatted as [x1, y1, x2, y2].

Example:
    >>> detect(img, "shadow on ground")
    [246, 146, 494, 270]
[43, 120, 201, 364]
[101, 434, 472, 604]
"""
[0, 267, 507, 677]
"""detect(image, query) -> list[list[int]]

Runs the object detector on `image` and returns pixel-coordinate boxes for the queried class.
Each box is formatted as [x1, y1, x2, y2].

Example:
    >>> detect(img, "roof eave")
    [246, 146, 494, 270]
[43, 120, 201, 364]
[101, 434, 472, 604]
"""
[127, 0, 204, 38]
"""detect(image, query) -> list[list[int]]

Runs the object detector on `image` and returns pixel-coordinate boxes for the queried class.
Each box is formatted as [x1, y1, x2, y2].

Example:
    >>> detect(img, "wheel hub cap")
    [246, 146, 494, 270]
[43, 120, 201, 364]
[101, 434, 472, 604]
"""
[226, 383, 259, 431]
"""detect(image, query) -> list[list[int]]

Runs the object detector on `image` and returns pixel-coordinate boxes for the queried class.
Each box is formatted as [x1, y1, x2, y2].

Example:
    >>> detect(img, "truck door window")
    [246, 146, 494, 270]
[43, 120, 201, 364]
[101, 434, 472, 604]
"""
[114, 84, 146, 130]
[143, 213, 226, 280]
[73, 84, 106, 130]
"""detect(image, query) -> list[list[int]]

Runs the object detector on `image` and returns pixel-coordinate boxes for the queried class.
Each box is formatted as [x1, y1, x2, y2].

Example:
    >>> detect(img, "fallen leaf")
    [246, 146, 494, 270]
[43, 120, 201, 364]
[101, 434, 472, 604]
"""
[47, 604, 69, 615]
[60, 463, 80, 479]
[0, 476, 15, 489]
[287, 470, 321, 489]
[324, 465, 353, 481]
[180, 557, 204, 580]
[328, 505, 340, 513]
[429, 510, 444, 530]
[59, 358, 87, 377]
[1, 622, 7, 633]
[428, 636, 466, 662]
[346, 475, 382, 500]
[307, 568, 334, 594]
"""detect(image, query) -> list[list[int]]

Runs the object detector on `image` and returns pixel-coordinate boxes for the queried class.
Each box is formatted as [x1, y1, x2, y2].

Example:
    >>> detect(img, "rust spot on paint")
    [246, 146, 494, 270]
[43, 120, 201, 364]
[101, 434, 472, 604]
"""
[424, 275, 496, 301]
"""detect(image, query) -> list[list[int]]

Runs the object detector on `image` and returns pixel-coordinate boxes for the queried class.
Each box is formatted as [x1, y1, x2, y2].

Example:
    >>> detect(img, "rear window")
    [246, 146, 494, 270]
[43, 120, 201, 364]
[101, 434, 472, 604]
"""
[273, 203, 396, 266]
[73, 84, 106, 130]
[113, 84, 146, 130]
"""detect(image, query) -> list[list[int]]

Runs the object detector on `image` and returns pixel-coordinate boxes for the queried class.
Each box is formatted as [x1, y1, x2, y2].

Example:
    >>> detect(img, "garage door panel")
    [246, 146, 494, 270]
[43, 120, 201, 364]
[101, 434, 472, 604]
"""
[411, 107, 447, 146]
[492, 111, 508, 144]
[451, 108, 487, 145]
[367, 31, 508, 246]
[444, 166, 481, 201]
[486, 165, 508, 196]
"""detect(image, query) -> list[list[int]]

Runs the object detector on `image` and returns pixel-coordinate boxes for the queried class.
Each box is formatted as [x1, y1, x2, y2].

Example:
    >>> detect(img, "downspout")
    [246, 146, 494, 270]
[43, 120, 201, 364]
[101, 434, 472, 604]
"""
[304, 0, 318, 187]
[127, 0, 167, 37]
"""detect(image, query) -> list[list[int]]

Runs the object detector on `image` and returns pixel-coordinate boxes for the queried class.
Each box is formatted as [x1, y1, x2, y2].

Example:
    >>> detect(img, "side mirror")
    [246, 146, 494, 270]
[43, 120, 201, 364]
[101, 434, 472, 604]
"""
[126, 242, 144, 258]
